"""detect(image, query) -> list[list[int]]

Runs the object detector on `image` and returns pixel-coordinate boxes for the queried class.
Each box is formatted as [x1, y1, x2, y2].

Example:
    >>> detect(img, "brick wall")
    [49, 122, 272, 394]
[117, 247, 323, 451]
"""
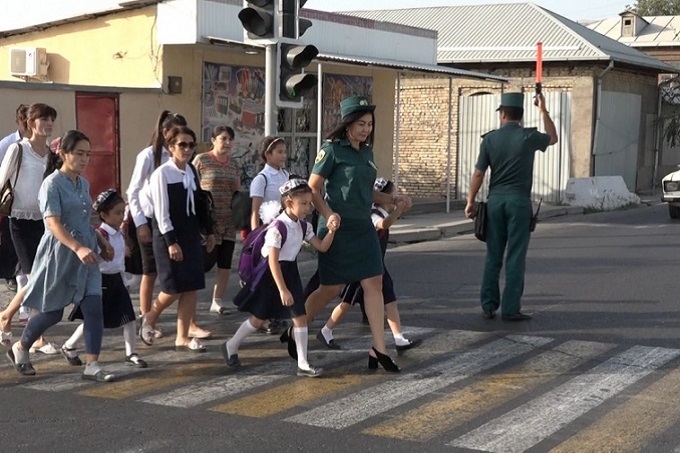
[394, 75, 455, 198]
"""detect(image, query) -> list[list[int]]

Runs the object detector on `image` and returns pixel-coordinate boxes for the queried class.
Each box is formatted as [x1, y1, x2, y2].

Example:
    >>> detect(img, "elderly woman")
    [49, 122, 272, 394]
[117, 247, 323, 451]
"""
[301, 96, 411, 373]
[192, 125, 241, 315]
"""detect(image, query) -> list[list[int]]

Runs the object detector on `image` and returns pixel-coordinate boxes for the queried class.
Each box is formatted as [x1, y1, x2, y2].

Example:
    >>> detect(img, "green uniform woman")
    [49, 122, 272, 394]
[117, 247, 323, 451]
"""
[305, 96, 410, 372]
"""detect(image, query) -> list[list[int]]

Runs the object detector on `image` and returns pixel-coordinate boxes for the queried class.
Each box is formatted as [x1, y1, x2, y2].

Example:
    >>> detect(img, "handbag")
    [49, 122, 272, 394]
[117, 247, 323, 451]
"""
[195, 188, 215, 235]
[474, 201, 487, 242]
[0, 143, 23, 217]
[530, 198, 543, 232]
[231, 190, 251, 230]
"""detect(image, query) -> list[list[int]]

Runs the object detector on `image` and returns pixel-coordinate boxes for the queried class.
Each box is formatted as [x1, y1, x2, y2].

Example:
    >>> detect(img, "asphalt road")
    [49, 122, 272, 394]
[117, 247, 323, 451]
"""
[1, 203, 680, 452]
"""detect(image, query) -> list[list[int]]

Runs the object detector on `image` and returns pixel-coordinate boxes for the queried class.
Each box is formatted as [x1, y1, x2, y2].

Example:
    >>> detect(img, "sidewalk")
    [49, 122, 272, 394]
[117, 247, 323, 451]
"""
[388, 194, 661, 244]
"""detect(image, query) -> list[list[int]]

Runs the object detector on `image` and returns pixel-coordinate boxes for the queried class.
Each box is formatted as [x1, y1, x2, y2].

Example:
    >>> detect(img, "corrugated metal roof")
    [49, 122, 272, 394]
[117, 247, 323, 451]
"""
[344, 3, 675, 72]
[316, 53, 508, 82]
[588, 14, 680, 47]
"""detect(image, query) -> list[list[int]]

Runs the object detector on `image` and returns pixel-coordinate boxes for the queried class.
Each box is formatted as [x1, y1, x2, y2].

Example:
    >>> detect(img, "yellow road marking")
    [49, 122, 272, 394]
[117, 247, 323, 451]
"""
[210, 330, 491, 418]
[210, 373, 381, 417]
[551, 368, 680, 453]
[364, 340, 614, 442]
[78, 362, 218, 400]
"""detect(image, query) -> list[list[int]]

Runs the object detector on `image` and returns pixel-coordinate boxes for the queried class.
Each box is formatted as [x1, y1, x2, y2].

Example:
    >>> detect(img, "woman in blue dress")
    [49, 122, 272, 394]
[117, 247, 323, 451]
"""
[5, 130, 115, 382]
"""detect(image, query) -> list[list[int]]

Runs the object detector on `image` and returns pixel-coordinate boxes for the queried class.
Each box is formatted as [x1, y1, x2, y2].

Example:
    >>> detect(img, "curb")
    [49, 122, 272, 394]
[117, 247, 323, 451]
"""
[389, 206, 585, 245]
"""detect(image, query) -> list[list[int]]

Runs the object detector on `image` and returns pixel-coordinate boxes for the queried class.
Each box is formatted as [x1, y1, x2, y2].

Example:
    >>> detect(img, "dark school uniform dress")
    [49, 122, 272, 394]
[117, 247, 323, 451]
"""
[148, 160, 206, 294]
[233, 213, 314, 320]
[70, 223, 136, 328]
[476, 123, 551, 315]
[312, 139, 383, 286]
[341, 206, 396, 305]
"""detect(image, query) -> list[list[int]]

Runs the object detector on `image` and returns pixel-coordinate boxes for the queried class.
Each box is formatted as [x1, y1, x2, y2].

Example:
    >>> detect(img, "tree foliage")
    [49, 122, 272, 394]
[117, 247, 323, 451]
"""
[629, 0, 680, 15]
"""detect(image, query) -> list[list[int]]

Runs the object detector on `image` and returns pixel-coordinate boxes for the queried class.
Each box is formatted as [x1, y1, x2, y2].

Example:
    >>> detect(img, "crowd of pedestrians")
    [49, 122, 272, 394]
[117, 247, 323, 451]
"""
[0, 91, 557, 383]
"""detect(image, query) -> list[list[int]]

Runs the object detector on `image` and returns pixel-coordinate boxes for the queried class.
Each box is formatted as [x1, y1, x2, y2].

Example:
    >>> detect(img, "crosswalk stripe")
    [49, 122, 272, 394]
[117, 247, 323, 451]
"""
[448, 345, 680, 453]
[284, 334, 553, 430]
[77, 362, 218, 400]
[138, 327, 438, 409]
[551, 367, 680, 452]
[20, 350, 195, 392]
[208, 329, 477, 418]
[363, 340, 615, 442]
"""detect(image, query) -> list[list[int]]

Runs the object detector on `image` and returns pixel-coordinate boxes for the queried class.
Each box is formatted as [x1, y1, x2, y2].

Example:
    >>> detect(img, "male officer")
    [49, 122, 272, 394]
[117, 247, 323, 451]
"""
[465, 92, 558, 321]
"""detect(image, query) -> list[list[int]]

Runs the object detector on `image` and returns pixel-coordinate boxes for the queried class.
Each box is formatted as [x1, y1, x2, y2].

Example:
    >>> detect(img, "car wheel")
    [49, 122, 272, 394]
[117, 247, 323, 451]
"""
[669, 204, 680, 219]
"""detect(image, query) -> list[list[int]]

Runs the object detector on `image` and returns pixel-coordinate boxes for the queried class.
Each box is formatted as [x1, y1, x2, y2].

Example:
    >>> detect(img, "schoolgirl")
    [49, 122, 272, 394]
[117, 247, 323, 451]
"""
[317, 178, 421, 353]
[222, 179, 337, 377]
[249, 136, 290, 335]
[61, 189, 147, 368]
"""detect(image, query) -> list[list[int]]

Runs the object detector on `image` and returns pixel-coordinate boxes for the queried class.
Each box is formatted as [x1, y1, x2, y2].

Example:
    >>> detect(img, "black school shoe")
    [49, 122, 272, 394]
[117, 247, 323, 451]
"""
[501, 312, 533, 321]
[125, 353, 148, 368]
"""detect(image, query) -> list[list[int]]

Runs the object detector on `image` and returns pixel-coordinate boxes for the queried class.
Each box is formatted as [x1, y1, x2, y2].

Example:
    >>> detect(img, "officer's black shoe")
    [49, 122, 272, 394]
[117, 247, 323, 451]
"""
[501, 312, 533, 321]
[482, 309, 496, 320]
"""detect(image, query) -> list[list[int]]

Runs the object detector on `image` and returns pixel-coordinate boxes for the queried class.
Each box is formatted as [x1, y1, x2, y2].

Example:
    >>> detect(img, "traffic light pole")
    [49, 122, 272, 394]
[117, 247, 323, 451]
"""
[264, 43, 278, 136]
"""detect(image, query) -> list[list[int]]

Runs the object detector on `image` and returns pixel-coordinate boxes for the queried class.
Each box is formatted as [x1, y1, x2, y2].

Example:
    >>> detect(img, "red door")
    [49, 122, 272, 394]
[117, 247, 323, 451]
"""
[75, 93, 120, 199]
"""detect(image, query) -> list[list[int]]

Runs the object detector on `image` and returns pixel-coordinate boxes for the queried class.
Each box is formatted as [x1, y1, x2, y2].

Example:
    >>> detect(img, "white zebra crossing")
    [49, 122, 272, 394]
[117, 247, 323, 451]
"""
[285, 335, 553, 429]
[448, 345, 680, 453]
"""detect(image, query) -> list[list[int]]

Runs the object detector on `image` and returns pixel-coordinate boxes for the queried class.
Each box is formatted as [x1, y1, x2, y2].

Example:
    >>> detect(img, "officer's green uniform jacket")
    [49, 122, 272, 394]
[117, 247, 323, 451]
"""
[312, 139, 383, 285]
[475, 123, 551, 315]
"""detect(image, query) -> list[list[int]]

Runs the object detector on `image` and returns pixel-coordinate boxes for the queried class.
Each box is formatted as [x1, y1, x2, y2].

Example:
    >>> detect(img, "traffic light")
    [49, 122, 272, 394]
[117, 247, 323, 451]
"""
[238, 0, 278, 42]
[280, 0, 312, 38]
[277, 39, 318, 108]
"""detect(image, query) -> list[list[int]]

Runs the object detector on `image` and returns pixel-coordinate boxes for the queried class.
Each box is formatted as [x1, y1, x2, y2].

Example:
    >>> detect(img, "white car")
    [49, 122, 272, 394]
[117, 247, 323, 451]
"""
[662, 168, 680, 218]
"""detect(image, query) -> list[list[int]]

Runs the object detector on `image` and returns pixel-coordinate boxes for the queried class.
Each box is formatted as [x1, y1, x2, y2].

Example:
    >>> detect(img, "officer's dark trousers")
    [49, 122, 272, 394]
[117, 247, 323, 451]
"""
[481, 194, 532, 315]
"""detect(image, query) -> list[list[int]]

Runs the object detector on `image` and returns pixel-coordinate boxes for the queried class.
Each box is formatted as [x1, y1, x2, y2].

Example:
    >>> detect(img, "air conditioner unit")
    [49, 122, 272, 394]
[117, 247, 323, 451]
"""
[10, 47, 48, 78]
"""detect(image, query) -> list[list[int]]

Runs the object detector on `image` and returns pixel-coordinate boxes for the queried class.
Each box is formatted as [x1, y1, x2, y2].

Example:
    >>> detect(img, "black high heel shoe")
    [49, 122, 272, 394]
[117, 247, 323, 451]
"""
[368, 347, 400, 373]
[279, 327, 298, 360]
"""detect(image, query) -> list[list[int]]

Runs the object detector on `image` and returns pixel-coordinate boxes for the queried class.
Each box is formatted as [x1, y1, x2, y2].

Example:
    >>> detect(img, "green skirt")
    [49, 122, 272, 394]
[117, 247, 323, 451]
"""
[317, 216, 383, 286]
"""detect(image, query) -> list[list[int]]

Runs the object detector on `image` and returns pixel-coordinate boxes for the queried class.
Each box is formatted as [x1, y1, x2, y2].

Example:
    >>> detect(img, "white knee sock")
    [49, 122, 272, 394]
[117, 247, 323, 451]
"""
[123, 321, 136, 356]
[321, 325, 334, 342]
[64, 323, 85, 350]
[226, 319, 257, 356]
[293, 327, 310, 370]
[16, 274, 28, 290]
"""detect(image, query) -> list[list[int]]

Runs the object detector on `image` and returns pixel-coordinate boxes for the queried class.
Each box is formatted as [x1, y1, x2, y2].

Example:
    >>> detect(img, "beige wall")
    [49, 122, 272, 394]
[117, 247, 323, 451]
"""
[0, 7, 159, 88]
[0, 85, 75, 139]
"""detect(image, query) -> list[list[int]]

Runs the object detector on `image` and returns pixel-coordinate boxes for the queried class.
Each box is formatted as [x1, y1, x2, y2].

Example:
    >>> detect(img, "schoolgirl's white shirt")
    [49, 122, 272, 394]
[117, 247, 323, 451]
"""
[126, 145, 170, 228]
[98, 223, 125, 275]
[0, 138, 47, 220]
[262, 212, 314, 262]
[371, 206, 389, 229]
[249, 164, 289, 203]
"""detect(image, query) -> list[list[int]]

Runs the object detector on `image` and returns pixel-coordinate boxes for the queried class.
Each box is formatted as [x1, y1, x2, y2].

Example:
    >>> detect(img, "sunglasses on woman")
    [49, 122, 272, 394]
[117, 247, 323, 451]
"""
[174, 141, 196, 150]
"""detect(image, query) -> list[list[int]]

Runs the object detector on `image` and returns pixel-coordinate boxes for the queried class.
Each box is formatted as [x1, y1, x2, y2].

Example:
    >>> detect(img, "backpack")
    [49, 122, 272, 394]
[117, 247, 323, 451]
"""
[238, 219, 308, 291]
[231, 170, 288, 230]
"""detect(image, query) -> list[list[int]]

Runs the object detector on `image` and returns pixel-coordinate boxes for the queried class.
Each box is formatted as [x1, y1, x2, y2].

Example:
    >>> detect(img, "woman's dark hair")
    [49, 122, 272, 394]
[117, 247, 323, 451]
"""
[260, 136, 285, 163]
[210, 126, 235, 150]
[150, 110, 187, 168]
[24, 103, 57, 138]
[500, 106, 524, 121]
[44, 130, 90, 178]
[166, 125, 197, 146]
[15, 104, 29, 137]
[326, 110, 375, 146]
[380, 180, 395, 194]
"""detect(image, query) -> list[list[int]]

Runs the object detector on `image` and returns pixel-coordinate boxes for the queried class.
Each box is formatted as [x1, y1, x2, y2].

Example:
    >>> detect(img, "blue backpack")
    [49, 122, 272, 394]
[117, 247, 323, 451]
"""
[237, 219, 307, 291]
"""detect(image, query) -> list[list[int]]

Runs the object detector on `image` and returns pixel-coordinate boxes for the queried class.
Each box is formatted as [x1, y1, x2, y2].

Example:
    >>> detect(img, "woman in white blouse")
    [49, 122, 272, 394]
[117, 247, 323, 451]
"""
[139, 126, 215, 352]
[0, 103, 58, 352]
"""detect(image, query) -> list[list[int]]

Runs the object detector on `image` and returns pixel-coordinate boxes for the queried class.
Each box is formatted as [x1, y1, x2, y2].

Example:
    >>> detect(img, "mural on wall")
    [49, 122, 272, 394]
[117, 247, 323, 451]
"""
[322, 73, 374, 137]
[202, 62, 265, 188]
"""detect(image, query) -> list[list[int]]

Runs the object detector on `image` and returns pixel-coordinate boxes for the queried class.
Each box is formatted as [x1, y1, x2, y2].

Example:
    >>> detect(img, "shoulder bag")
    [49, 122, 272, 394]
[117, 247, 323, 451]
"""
[474, 201, 487, 242]
[0, 143, 23, 217]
